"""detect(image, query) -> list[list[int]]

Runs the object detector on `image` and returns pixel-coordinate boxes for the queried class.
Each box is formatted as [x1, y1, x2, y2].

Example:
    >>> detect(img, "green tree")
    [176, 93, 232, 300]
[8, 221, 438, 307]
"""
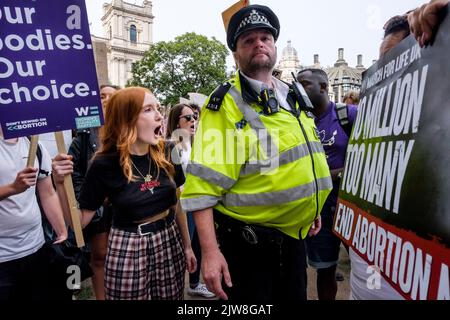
[130, 32, 229, 106]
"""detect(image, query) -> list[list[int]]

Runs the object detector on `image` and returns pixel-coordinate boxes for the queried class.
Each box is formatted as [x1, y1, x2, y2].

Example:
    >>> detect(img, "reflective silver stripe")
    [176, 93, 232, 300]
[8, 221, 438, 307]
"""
[316, 176, 333, 193]
[228, 86, 278, 160]
[181, 196, 221, 212]
[240, 141, 324, 176]
[223, 177, 332, 207]
[311, 140, 326, 154]
[187, 162, 236, 190]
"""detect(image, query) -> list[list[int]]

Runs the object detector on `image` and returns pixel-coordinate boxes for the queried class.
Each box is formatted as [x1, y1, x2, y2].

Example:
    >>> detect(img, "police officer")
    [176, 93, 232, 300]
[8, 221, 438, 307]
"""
[181, 4, 332, 301]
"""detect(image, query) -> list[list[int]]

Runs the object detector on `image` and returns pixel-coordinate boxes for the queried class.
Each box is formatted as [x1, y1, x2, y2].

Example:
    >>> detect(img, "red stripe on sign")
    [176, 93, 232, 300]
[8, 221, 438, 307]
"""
[334, 199, 450, 300]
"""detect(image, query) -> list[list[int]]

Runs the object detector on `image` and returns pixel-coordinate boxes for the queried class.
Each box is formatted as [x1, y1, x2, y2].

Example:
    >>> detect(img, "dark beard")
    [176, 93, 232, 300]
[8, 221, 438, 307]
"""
[242, 53, 277, 75]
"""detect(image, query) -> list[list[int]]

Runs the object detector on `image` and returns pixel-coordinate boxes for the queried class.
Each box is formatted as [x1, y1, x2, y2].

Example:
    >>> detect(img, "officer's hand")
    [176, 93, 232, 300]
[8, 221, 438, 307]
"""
[308, 217, 322, 237]
[11, 167, 38, 194]
[408, 0, 449, 47]
[202, 248, 232, 300]
[52, 154, 73, 184]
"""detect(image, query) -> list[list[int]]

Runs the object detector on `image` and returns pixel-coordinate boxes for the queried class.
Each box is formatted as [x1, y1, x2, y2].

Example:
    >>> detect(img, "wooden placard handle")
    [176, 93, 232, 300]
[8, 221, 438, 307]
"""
[54, 131, 85, 247]
[26, 135, 39, 168]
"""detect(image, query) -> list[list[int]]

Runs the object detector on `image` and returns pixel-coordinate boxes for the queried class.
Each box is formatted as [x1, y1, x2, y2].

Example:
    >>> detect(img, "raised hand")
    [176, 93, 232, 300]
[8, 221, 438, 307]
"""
[408, 0, 449, 47]
[52, 154, 74, 184]
[12, 167, 38, 194]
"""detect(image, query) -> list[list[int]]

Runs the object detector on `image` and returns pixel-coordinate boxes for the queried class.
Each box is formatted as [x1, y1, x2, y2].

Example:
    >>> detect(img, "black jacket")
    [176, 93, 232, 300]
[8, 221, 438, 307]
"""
[68, 129, 100, 199]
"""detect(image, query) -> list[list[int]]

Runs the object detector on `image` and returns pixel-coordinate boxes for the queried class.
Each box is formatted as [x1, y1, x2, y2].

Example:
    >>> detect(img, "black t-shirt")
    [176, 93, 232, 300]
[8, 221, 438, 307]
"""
[78, 151, 185, 226]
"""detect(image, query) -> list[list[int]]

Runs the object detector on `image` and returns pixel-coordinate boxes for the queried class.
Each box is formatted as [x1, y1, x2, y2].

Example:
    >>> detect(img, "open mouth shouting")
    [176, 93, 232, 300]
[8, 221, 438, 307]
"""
[153, 125, 162, 139]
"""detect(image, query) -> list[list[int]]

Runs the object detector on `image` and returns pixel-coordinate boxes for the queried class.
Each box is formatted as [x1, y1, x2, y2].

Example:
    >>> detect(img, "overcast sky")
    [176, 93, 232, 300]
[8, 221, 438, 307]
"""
[85, 0, 425, 69]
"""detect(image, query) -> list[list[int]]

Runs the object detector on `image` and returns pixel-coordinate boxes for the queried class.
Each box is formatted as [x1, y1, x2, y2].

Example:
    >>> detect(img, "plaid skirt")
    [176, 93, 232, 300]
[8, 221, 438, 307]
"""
[104, 220, 186, 300]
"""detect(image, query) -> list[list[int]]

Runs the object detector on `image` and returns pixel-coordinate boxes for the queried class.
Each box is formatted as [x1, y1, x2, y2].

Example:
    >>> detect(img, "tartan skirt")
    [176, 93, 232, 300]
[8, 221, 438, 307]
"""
[104, 220, 186, 300]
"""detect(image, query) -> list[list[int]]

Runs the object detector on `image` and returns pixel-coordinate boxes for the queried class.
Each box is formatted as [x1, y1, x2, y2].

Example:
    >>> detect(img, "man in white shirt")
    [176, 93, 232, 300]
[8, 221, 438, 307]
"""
[0, 127, 67, 300]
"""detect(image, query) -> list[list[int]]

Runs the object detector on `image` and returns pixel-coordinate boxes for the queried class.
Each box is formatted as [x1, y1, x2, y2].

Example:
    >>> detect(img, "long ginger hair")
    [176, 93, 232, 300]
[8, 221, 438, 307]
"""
[98, 87, 174, 182]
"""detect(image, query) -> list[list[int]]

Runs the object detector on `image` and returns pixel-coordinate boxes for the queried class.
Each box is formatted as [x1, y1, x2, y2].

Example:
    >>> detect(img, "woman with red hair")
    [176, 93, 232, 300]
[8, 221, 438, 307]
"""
[53, 87, 196, 300]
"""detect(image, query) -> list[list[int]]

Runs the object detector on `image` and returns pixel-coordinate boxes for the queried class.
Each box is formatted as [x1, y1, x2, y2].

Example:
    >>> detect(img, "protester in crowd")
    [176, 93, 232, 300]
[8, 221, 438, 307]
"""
[296, 69, 357, 300]
[379, 0, 448, 57]
[189, 103, 202, 119]
[342, 90, 360, 105]
[408, 0, 449, 47]
[166, 104, 215, 299]
[379, 14, 412, 56]
[351, 14, 416, 300]
[67, 84, 119, 300]
[181, 4, 332, 301]
[0, 127, 67, 300]
[52, 87, 196, 300]
[348, 0, 448, 299]
[186, 103, 210, 296]
[166, 104, 197, 170]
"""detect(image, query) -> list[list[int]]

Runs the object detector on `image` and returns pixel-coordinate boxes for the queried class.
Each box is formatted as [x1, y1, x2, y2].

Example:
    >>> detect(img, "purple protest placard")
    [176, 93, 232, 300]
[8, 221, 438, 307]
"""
[0, 0, 103, 139]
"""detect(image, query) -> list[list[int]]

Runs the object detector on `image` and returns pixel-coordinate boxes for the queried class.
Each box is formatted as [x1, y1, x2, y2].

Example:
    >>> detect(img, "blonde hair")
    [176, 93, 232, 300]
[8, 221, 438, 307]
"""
[98, 87, 174, 182]
[343, 90, 360, 105]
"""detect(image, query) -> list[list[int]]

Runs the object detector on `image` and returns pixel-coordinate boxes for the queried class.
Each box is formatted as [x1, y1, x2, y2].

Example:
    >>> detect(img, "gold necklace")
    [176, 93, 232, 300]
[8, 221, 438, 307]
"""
[131, 156, 152, 183]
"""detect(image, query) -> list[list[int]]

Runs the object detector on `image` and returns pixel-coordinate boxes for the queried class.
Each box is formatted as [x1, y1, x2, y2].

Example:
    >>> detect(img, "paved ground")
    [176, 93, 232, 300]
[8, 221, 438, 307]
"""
[77, 244, 351, 300]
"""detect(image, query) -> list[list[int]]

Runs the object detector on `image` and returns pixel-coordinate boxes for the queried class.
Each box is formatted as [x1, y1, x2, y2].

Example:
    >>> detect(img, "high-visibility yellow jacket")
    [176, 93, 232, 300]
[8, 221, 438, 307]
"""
[181, 73, 331, 239]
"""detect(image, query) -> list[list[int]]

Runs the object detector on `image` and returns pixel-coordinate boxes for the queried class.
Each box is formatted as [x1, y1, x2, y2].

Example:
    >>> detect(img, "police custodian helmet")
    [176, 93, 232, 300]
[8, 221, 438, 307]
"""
[226, 4, 280, 51]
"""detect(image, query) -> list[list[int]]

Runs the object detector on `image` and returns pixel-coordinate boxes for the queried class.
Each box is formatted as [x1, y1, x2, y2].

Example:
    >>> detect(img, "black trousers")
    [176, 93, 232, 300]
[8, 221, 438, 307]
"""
[215, 214, 307, 301]
[0, 247, 50, 300]
[189, 228, 202, 286]
[0, 245, 75, 301]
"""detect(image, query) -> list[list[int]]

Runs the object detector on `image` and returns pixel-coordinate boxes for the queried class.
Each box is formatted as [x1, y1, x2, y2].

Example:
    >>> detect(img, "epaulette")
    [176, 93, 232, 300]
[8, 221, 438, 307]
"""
[206, 82, 232, 111]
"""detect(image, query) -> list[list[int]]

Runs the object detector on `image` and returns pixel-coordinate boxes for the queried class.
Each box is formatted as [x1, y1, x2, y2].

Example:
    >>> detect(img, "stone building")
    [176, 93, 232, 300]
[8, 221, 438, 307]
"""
[92, 0, 154, 88]
[276, 40, 302, 83]
[325, 48, 365, 103]
[277, 42, 365, 103]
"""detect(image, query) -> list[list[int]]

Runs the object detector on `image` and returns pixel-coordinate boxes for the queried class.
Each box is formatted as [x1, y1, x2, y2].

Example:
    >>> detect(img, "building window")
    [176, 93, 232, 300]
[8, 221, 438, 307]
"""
[333, 87, 339, 103]
[130, 25, 137, 43]
[109, 26, 112, 39]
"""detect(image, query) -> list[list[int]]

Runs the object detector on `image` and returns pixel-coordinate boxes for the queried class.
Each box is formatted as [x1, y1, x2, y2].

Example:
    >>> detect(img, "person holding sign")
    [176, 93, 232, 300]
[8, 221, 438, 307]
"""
[67, 84, 119, 300]
[0, 128, 67, 300]
[296, 68, 358, 300]
[408, 0, 449, 47]
[53, 87, 196, 300]
[347, 0, 449, 300]
[181, 4, 331, 301]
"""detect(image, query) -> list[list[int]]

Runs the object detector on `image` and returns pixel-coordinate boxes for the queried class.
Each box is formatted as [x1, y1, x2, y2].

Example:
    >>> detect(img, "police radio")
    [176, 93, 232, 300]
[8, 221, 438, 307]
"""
[291, 72, 315, 113]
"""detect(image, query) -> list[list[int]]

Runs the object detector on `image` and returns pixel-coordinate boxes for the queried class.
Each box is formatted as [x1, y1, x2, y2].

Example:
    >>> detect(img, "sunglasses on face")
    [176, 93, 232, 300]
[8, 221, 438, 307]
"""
[179, 114, 198, 122]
